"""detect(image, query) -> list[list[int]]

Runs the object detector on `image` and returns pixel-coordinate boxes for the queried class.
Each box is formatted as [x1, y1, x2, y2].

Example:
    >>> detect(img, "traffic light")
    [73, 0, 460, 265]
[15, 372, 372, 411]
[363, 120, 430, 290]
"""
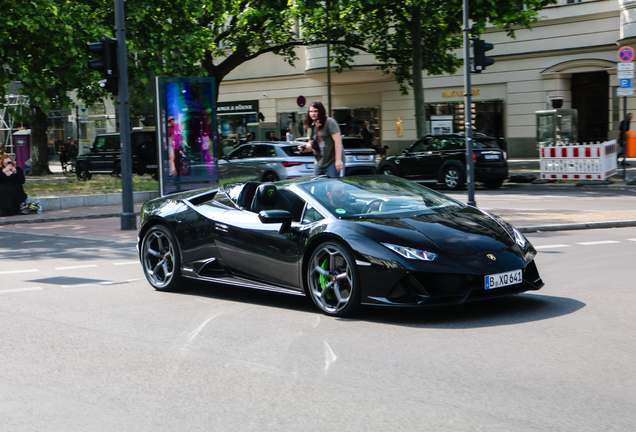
[87, 38, 118, 94]
[472, 38, 494, 73]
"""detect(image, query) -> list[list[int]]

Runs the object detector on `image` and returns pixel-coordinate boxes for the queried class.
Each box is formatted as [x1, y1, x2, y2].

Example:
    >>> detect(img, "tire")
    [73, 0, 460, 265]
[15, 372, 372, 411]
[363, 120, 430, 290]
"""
[380, 165, 395, 176]
[76, 162, 92, 181]
[112, 162, 121, 177]
[484, 179, 504, 189]
[443, 165, 465, 190]
[141, 225, 182, 291]
[262, 171, 279, 182]
[306, 241, 360, 317]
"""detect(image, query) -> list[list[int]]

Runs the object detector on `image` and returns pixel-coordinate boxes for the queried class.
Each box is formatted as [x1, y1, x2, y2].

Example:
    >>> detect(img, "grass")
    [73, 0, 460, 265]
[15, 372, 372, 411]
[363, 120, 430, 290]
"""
[24, 174, 159, 197]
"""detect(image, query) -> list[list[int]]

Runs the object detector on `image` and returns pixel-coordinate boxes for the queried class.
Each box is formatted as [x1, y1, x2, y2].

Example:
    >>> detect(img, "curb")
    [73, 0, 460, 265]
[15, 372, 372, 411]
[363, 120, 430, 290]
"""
[517, 220, 636, 233]
[38, 191, 160, 212]
[0, 212, 141, 227]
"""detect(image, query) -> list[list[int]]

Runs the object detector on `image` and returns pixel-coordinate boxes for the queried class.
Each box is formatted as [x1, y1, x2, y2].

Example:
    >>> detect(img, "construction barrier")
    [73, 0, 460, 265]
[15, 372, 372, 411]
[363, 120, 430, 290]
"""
[540, 141, 618, 180]
[627, 130, 636, 157]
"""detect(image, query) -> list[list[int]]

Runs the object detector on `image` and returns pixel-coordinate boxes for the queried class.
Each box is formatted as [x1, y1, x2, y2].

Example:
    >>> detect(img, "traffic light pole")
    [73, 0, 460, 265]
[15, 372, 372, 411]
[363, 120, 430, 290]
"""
[114, 0, 136, 230]
[463, 0, 476, 207]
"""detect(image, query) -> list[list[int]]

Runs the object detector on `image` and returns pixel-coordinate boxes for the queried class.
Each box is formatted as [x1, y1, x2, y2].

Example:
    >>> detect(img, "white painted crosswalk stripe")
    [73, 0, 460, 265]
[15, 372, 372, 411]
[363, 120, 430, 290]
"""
[535, 244, 571, 250]
[577, 241, 621, 246]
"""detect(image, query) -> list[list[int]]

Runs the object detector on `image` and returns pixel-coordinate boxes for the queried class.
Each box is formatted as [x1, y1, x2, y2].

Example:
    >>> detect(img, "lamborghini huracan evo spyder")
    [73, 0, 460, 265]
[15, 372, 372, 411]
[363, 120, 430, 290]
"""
[138, 175, 543, 317]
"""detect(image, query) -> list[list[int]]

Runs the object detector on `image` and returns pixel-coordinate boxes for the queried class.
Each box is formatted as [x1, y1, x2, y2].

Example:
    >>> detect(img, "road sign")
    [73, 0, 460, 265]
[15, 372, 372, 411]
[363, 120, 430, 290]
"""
[620, 79, 632, 88]
[618, 62, 635, 70]
[618, 46, 635, 62]
[618, 70, 635, 79]
[617, 88, 634, 97]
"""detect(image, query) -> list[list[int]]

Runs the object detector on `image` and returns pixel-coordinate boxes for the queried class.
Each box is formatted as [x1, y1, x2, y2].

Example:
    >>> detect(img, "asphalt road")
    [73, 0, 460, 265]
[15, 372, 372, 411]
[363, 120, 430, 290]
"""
[1, 227, 635, 431]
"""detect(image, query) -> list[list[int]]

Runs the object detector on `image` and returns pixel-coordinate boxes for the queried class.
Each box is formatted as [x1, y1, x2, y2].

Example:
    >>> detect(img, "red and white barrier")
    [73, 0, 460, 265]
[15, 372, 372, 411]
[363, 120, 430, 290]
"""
[540, 141, 618, 180]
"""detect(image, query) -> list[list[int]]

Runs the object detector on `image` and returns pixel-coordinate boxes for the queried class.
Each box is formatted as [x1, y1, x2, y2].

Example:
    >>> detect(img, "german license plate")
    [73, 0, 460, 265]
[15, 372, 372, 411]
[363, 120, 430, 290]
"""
[485, 269, 522, 290]
[355, 155, 374, 161]
[484, 154, 500, 160]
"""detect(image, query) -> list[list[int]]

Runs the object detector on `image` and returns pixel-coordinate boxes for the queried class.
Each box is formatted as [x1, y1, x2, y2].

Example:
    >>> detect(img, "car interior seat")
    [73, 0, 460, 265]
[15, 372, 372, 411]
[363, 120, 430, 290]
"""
[251, 184, 292, 214]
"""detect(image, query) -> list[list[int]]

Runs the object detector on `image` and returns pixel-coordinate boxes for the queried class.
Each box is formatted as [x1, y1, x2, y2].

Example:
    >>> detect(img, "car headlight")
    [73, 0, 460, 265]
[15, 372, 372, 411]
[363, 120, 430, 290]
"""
[512, 227, 527, 248]
[381, 243, 438, 261]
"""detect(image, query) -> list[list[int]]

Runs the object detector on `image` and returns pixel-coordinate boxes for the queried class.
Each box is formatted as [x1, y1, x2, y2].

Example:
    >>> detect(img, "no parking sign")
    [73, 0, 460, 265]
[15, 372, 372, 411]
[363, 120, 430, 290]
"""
[618, 46, 635, 62]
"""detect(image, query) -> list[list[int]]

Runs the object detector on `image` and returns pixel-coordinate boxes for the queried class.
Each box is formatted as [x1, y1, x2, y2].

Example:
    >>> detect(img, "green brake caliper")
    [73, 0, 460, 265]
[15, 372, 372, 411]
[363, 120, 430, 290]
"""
[318, 259, 333, 300]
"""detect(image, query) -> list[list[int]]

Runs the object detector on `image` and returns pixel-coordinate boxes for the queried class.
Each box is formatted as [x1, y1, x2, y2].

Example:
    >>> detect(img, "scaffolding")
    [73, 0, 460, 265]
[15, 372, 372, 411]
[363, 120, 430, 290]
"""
[1, 94, 30, 158]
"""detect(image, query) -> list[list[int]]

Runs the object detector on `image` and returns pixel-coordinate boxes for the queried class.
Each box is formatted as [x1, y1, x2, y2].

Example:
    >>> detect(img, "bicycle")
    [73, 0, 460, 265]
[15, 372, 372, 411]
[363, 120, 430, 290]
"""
[62, 160, 76, 177]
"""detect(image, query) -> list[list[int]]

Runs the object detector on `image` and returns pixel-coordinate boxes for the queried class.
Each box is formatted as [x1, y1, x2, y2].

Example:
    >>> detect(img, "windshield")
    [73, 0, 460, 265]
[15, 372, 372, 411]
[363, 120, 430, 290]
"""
[281, 145, 309, 157]
[298, 175, 464, 219]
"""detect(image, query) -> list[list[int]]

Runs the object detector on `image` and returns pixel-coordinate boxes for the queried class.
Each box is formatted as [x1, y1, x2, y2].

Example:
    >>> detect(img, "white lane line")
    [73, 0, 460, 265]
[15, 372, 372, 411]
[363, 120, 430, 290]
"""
[127, 278, 145, 283]
[60, 283, 98, 288]
[535, 244, 571, 250]
[100, 247, 136, 252]
[47, 251, 77, 256]
[54, 264, 99, 271]
[0, 269, 39, 275]
[21, 240, 44, 244]
[627, 238, 636, 242]
[0, 287, 43, 294]
[113, 261, 139, 266]
[577, 240, 621, 246]
[0, 255, 32, 259]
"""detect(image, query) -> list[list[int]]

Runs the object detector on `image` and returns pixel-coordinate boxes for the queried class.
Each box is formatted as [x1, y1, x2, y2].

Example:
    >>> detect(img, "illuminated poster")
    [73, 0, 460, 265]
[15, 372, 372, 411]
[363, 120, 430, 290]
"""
[156, 77, 218, 196]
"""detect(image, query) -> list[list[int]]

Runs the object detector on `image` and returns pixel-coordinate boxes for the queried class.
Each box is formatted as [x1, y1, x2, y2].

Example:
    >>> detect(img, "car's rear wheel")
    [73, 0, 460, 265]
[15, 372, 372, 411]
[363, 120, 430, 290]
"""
[262, 171, 279, 182]
[76, 162, 92, 181]
[141, 225, 182, 291]
[380, 165, 395, 176]
[306, 242, 360, 317]
[484, 179, 504, 189]
[443, 165, 465, 190]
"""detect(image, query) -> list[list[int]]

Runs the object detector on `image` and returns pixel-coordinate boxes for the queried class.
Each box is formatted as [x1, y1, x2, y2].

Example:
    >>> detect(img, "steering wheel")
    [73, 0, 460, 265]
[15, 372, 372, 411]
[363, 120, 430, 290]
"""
[362, 198, 384, 213]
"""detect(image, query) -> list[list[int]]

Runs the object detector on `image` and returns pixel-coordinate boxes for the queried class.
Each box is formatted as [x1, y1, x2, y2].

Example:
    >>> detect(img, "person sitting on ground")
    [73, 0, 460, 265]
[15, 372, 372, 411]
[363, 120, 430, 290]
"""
[0, 154, 28, 216]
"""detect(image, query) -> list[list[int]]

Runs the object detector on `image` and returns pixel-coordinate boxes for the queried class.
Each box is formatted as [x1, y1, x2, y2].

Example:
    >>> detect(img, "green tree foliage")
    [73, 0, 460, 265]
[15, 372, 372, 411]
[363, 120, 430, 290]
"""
[0, 0, 111, 175]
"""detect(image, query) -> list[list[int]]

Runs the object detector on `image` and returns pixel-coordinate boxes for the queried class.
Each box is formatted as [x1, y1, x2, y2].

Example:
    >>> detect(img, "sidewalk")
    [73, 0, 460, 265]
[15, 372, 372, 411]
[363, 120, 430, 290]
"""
[2, 158, 636, 237]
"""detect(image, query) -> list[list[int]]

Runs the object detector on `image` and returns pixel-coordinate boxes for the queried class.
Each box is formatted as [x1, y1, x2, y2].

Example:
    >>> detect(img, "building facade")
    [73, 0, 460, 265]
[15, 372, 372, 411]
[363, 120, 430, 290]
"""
[217, 0, 635, 157]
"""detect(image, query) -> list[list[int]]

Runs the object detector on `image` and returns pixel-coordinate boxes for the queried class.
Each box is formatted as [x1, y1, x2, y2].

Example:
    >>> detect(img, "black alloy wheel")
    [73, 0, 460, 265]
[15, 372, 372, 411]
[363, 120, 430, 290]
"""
[76, 162, 92, 181]
[141, 225, 182, 291]
[306, 242, 360, 317]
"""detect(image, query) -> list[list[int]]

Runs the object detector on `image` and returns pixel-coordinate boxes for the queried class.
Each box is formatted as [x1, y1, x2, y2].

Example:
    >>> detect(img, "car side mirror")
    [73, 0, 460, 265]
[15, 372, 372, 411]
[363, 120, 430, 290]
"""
[258, 210, 293, 233]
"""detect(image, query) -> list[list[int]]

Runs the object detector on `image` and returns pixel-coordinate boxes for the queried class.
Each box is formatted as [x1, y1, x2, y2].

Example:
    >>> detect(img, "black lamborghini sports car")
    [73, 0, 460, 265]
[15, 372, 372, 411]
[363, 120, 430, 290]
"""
[138, 175, 543, 316]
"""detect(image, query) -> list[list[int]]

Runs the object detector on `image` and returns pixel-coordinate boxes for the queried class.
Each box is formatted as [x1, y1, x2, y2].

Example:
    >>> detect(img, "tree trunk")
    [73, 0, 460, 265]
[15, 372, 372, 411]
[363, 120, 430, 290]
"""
[412, 5, 428, 138]
[29, 103, 52, 176]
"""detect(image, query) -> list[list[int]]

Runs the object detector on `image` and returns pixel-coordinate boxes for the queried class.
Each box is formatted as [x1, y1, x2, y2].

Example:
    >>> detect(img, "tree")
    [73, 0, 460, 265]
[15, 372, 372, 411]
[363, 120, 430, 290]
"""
[300, 0, 557, 137]
[0, 0, 110, 175]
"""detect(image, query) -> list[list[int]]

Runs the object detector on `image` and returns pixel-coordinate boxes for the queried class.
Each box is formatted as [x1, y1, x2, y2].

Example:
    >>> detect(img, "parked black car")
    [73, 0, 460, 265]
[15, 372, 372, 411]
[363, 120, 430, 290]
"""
[76, 130, 158, 180]
[377, 133, 508, 190]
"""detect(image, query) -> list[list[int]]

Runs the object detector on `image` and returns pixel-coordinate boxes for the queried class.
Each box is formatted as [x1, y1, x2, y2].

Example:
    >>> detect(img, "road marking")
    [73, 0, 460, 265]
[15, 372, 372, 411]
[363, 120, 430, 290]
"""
[21, 240, 44, 244]
[113, 261, 139, 266]
[627, 238, 636, 242]
[54, 264, 99, 271]
[127, 278, 145, 283]
[0, 269, 39, 275]
[535, 244, 571, 250]
[61, 283, 97, 288]
[47, 251, 77, 256]
[0, 287, 42, 294]
[577, 240, 621, 246]
[0, 254, 32, 259]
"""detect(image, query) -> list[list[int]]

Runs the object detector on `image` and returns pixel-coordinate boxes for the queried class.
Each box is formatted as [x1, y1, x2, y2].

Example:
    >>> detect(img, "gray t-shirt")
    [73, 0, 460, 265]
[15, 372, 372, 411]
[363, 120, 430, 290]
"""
[314, 117, 343, 169]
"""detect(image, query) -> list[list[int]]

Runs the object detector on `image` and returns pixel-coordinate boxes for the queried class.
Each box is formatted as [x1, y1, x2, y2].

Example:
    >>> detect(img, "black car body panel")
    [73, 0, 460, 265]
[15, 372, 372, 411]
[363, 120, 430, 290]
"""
[138, 175, 543, 314]
[77, 130, 158, 176]
[378, 133, 508, 188]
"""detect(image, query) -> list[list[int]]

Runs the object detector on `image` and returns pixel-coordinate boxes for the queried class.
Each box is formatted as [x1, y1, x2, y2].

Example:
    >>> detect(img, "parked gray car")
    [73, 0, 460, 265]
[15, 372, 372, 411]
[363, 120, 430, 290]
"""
[218, 142, 316, 183]
[294, 136, 378, 175]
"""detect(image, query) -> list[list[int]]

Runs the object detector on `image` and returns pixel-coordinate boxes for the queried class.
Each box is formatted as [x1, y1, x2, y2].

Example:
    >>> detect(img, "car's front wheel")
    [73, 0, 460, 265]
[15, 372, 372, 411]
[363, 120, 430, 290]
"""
[141, 225, 182, 291]
[306, 242, 360, 317]
[443, 165, 465, 190]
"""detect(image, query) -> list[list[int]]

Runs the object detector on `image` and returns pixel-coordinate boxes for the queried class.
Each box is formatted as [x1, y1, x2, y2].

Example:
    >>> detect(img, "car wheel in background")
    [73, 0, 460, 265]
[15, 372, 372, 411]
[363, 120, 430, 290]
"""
[306, 242, 360, 317]
[141, 225, 182, 292]
[483, 179, 504, 189]
[380, 165, 395, 176]
[262, 171, 280, 182]
[443, 165, 465, 190]
[76, 162, 92, 181]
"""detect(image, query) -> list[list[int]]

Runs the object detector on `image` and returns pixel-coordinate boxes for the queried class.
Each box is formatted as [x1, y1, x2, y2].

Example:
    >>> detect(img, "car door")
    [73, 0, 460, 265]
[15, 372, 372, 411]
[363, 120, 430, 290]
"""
[221, 145, 254, 182]
[397, 140, 427, 178]
[211, 208, 304, 289]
